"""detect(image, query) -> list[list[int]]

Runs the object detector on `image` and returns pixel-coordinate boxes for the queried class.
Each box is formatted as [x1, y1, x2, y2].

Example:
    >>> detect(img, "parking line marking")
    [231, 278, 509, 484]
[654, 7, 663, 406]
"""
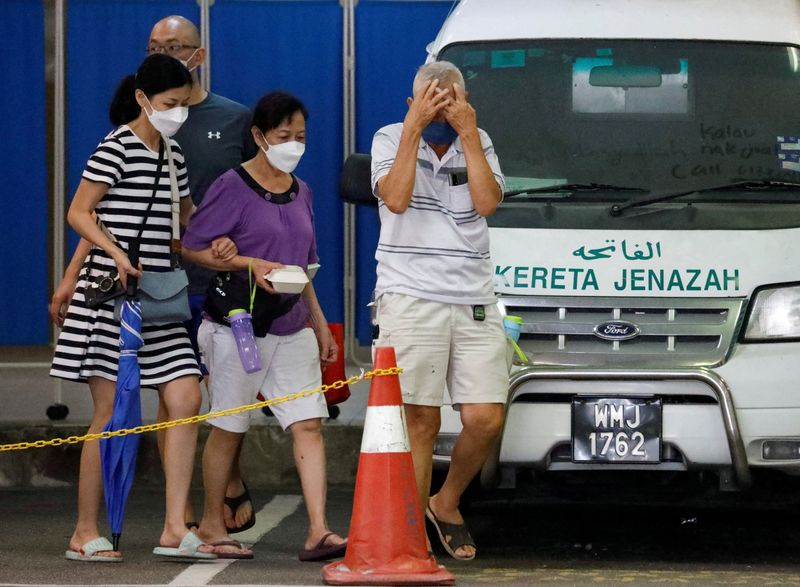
[168, 494, 303, 587]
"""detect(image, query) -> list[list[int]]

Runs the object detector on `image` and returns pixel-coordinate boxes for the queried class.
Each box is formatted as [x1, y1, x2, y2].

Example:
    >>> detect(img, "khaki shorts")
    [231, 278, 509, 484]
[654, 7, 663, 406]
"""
[198, 320, 328, 432]
[375, 293, 509, 407]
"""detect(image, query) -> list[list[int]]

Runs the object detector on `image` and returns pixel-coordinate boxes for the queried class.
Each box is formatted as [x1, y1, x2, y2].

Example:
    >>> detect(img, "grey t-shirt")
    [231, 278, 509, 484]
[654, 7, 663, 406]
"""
[174, 92, 257, 294]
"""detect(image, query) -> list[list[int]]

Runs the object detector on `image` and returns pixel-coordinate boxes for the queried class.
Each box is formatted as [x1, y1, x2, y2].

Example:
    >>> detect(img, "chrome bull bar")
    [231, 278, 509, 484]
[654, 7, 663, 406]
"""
[486, 367, 752, 489]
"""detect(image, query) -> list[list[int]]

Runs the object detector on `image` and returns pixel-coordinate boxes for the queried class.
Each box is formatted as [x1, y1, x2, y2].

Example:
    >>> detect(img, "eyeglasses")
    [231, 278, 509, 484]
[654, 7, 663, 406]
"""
[146, 43, 199, 56]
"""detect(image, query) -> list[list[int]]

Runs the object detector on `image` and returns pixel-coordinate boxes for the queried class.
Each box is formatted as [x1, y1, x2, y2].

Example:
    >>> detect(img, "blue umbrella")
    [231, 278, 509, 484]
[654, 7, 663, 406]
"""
[100, 297, 144, 552]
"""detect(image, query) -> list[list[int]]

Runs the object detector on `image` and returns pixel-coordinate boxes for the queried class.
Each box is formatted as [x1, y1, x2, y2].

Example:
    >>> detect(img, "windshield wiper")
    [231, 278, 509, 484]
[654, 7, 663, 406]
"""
[610, 180, 800, 216]
[504, 182, 647, 198]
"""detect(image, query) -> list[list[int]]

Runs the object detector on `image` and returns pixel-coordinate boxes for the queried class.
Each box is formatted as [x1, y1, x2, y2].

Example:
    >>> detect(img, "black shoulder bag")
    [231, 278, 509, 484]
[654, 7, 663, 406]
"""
[204, 260, 299, 338]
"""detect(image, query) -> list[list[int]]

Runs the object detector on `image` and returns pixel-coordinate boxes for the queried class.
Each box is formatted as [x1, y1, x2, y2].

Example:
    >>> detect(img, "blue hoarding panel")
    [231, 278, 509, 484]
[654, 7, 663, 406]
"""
[354, 0, 452, 343]
[212, 0, 344, 323]
[66, 0, 199, 253]
[0, 1, 48, 344]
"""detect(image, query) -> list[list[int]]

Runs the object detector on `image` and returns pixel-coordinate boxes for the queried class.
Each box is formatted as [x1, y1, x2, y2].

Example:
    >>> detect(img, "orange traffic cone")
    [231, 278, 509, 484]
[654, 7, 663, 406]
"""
[322, 346, 454, 586]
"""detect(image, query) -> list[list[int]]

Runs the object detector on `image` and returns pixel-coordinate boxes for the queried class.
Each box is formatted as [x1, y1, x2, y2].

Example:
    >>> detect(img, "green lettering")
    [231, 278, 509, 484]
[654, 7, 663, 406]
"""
[614, 269, 628, 291]
[531, 267, 548, 289]
[723, 269, 740, 291]
[648, 269, 664, 291]
[569, 268, 583, 289]
[630, 269, 645, 291]
[686, 269, 702, 291]
[551, 267, 566, 290]
[495, 265, 512, 287]
[514, 266, 529, 288]
[583, 269, 599, 290]
[667, 270, 684, 290]
[704, 269, 721, 291]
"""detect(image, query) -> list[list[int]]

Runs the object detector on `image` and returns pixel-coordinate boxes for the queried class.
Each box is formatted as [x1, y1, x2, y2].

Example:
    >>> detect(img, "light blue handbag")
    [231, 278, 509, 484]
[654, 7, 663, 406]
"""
[113, 139, 191, 325]
[114, 269, 190, 324]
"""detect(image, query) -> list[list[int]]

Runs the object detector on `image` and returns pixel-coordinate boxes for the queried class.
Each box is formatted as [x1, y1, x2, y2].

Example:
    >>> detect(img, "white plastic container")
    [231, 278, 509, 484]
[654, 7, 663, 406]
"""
[306, 263, 321, 279]
[266, 265, 309, 294]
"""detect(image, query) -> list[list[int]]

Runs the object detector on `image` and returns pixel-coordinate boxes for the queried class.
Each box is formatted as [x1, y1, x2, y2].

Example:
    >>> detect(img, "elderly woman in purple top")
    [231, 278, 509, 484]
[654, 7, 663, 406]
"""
[182, 92, 346, 561]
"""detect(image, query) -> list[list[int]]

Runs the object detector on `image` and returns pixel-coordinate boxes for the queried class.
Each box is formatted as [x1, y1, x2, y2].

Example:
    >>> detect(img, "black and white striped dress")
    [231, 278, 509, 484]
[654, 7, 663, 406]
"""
[50, 125, 201, 386]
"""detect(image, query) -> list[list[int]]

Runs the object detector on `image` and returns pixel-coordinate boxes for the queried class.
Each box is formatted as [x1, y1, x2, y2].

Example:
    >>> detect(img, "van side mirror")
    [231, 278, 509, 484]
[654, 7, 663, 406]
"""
[340, 153, 377, 207]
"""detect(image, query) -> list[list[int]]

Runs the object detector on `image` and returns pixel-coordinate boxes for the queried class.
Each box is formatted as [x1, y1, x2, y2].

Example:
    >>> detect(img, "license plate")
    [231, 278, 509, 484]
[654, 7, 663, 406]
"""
[572, 397, 662, 463]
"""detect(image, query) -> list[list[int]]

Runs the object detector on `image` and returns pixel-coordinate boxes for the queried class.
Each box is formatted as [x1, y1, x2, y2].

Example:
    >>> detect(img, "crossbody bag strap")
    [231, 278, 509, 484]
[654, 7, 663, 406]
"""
[163, 139, 182, 268]
[128, 139, 165, 266]
[85, 142, 164, 276]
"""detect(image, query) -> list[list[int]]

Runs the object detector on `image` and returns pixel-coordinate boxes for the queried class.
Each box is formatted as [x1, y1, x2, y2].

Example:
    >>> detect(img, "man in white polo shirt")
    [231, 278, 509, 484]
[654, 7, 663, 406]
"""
[370, 61, 508, 561]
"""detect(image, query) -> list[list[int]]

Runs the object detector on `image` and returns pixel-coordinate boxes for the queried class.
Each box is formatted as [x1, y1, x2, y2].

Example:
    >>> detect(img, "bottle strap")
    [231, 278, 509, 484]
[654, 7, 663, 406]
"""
[508, 336, 528, 363]
[247, 258, 256, 315]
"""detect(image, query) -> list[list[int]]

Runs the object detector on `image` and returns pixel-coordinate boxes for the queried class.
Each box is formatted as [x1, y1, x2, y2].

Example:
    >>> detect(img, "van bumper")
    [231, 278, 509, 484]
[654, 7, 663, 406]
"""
[435, 352, 800, 490]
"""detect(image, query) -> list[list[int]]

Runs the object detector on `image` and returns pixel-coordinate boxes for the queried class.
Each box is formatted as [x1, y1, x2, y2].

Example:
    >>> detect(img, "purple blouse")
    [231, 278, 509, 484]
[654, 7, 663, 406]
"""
[183, 167, 319, 336]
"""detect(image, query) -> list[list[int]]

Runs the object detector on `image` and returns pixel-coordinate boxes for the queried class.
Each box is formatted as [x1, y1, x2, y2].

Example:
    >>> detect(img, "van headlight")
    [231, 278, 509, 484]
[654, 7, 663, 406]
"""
[743, 285, 800, 341]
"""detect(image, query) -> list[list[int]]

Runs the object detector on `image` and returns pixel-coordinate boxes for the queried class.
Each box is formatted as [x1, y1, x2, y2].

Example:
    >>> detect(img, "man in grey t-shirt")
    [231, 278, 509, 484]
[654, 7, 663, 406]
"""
[173, 88, 256, 307]
[50, 15, 258, 541]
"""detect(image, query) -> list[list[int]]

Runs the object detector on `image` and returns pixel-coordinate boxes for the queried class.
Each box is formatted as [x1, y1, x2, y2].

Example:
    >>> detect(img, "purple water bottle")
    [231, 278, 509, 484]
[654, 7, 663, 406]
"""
[228, 309, 262, 374]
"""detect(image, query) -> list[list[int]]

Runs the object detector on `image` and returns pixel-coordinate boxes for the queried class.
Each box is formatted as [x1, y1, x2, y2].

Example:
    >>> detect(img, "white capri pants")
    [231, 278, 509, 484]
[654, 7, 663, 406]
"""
[198, 319, 329, 432]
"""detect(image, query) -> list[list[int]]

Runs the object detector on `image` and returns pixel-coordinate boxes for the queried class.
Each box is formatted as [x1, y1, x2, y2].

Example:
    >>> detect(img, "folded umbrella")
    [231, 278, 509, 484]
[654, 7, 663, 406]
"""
[100, 292, 144, 552]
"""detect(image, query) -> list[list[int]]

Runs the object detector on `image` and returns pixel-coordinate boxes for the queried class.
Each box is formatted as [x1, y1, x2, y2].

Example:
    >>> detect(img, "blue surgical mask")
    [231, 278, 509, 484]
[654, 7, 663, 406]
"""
[422, 121, 458, 145]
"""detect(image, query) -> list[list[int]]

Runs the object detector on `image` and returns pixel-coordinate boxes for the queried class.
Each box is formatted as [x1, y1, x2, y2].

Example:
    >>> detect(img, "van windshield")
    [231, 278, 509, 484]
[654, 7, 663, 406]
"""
[439, 40, 800, 197]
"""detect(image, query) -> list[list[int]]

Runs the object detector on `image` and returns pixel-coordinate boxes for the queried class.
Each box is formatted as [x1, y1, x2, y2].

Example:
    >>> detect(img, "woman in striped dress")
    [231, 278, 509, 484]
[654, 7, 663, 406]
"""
[51, 54, 213, 562]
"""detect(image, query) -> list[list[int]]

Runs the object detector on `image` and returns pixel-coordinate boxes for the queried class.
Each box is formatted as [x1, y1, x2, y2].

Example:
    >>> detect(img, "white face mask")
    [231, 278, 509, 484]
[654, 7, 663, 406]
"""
[180, 49, 199, 72]
[261, 135, 305, 173]
[144, 95, 188, 137]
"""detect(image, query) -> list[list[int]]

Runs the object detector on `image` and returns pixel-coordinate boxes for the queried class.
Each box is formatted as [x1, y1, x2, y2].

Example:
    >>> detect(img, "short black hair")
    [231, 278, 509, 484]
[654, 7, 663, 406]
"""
[109, 54, 192, 125]
[251, 91, 309, 134]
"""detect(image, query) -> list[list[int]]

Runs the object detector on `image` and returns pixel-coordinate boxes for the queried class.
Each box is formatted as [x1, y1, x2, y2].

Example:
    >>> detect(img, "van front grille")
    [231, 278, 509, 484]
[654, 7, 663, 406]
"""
[500, 295, 745, 368]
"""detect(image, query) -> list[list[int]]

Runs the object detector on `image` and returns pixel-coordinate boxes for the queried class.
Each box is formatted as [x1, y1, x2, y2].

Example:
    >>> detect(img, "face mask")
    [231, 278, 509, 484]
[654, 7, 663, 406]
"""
[261, 135, 305, 173]
[180, 49, 199, 72]
[144, 95, 188, 137]
[422, 121, 458, 145]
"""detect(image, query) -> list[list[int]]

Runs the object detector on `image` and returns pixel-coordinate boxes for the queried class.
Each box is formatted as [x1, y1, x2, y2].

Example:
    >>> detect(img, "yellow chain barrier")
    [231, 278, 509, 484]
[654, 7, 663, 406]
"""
[0, 367, 402, 453]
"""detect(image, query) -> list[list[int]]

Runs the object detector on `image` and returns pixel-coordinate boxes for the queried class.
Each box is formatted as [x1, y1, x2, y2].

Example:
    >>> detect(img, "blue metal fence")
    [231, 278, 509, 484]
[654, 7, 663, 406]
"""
[211, 0, 344, 324]
[0, 0, 48, 344]
[1, 0, 451, 344]
[66, 0, 199, 254]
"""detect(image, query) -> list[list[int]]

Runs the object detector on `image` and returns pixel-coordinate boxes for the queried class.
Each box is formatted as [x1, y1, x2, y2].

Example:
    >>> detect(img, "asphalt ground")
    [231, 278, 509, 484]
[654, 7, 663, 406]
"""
[2, 478, 800, 587]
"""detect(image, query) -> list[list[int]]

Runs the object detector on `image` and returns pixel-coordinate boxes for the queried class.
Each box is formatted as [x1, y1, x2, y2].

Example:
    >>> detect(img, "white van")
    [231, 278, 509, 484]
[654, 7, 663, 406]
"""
[395, 0, 800, 492]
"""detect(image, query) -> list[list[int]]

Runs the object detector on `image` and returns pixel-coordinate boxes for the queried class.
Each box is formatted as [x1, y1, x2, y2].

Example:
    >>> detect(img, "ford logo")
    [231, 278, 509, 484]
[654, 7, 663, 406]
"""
[593, 320, 641, 341]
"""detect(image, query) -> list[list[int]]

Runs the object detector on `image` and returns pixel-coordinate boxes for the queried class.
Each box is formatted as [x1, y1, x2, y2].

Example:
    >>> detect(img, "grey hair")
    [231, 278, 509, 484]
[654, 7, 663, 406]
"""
[413, 61, 465, 93]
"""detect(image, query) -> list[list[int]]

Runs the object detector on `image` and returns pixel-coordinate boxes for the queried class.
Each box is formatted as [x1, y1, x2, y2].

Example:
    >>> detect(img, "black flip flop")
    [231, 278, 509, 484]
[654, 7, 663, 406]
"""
[224, 483, 256, 534]
[425, 507, 476, 561]
[298, 532, 348, 562]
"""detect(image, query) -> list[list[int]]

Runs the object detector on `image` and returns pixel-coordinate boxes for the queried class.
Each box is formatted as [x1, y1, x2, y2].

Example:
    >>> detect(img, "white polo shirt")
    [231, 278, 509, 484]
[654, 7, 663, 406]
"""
[371, 122, 505, 305]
